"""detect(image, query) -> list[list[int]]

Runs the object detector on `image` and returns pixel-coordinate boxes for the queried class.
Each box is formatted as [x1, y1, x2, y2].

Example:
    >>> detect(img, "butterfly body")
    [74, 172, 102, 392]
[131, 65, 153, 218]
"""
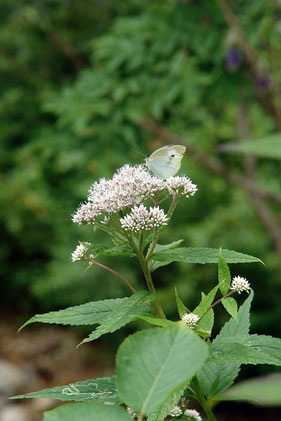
[145, 144, 186, 178]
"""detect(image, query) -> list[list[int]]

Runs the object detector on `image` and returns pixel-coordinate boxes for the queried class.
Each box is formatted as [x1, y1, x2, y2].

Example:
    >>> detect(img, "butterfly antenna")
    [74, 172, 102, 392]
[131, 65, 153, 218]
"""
[131, 148, 146, 158]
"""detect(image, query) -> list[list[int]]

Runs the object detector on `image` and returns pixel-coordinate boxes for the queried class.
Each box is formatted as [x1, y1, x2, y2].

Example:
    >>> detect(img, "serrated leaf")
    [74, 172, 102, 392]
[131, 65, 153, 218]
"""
[81, 292, 155, 345]
[13, 376, 120, 404]
[219, 373, 281, 406]
[116, 323, 208, 415]
[216, 291, 253, 339]
[152, 247, 262, 265]
[218, 251, 231, 295]
[43, 402, 131, 421]
[197, 362, 241, 399]
[133, 315, 175, 327]
[150, 240, 184, 272]
[197, 292, 254, 397]
[175, 287, 188, 318]
[210, 334, 281, 365]
[20, 291, 154, 345]
[147, 387, 185, 421]
[222, 297, 238, 321]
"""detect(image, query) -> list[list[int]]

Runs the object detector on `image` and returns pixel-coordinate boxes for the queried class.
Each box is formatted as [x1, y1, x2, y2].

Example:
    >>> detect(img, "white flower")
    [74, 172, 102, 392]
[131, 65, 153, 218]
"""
[148, 206, 169, 227]
[88, 165, 165, 214]
[127, 407, 137, 418]
[72, 202, 101, 225]
[230, 276, 251, 294]
[72, 165, 166, 225]
[120, 205, 169, 232]
[165, 176, 198, 198]
[184, 409, 202, 421]
[168, 405, 183, 417]
[181, 313, 200, 329]
[71, 242, 90, 262]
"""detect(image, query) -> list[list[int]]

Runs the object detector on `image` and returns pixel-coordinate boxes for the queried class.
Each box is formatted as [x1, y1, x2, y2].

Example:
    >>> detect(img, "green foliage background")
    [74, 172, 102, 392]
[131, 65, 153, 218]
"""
[1, 0, 281, 374]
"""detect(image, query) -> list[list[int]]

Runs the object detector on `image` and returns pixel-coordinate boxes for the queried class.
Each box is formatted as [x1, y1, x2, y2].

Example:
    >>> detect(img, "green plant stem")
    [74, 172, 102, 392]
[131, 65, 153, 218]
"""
[87, 257, 136, 293]
[138, 251, 166, 319]
[139, 230, 144, 252]
[123, 231, 166, 318]
[146, 233, 160, 262]
[192, 377, 217, 421]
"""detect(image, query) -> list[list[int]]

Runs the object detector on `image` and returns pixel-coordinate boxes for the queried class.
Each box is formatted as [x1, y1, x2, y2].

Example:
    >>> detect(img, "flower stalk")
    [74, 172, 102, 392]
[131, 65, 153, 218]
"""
[87, 257, 136, 294]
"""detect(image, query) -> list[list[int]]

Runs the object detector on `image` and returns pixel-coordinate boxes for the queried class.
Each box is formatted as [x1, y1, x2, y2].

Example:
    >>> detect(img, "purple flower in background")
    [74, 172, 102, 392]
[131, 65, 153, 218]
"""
[254, 73, 270, 92]
[225, 45, 241, 71]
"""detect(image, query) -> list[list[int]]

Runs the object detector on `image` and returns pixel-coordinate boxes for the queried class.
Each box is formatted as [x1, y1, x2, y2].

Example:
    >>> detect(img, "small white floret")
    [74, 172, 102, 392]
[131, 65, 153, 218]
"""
[168, 405, 183, 417]
[230, 276, 251, 294]
[181, 313, 200, 329]
[71, 242, 90, 262]
[120, 205, 169, 233]
[165, 176, 198, 198]
[184, 408, 202, 420]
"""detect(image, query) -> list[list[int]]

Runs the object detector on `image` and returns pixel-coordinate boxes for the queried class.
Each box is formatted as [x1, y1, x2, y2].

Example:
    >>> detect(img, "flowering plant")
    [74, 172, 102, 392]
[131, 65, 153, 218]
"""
[15, 162, 281, 421]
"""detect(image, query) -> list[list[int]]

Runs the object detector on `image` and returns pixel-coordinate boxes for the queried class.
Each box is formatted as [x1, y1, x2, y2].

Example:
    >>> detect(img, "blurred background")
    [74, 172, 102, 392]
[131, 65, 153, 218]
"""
[1, 0, 281, 419]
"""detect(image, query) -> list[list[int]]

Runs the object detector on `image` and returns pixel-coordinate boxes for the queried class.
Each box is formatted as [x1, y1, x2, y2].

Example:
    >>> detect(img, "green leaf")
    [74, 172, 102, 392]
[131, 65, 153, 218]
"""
[193, 283, 225, 332]
[210, 334, 281, 365]
[12, 376, 120, 404]
[150, 240, 184, 272]
[197, 292, 254, 397]
[194, 284, 220, 318]
[20, 291, 154, 345]
[43, 402, 132, 421]
[219, 133, 281, 160]
[147, 387, 185, 421]
[175, 287, 188, 318]
[116, 323, 208, 415]
[216, 291, 254, 339]
[81, 292, 155, 345]
[195, 292, 214, 333]
[218, 250, 231, 295]
[152, 247, 262, 265]
[133, 315, 175, 327]
[219, 373, 281, 406]
[222, 297, 238, 321]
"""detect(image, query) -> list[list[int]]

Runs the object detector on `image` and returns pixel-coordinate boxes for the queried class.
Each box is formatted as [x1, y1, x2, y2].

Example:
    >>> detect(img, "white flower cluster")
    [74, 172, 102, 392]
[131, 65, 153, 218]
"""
[72, 164, 198, 227]
[181, 312, 200, 329]
[120, 204, 169, 232]
[166, 176, 198, 198]
[231, 276, 251, 294]
[72, 165, 165, 225]
[168, 405, 183, 417]
[71, 242, 90, 262]
[72, 202, 97, 225]
[184, 409, 202, 421]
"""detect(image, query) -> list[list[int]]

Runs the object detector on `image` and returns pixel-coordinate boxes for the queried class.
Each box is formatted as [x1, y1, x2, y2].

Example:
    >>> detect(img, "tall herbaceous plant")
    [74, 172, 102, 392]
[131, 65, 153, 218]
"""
[15, 153, 281, 421]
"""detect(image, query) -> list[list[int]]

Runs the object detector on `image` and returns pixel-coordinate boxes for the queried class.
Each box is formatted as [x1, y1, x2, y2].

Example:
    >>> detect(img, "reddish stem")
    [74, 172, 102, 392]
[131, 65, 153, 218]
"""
[87, 257, 136, 293]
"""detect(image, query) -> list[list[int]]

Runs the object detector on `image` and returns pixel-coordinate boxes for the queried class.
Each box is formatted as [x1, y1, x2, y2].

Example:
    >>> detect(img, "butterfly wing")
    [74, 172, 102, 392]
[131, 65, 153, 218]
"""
[146, 145, 186, 178]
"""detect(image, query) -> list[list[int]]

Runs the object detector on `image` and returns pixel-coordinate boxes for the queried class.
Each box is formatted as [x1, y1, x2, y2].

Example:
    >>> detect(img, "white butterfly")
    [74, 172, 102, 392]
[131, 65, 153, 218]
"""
[145, 144, 186, 179]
